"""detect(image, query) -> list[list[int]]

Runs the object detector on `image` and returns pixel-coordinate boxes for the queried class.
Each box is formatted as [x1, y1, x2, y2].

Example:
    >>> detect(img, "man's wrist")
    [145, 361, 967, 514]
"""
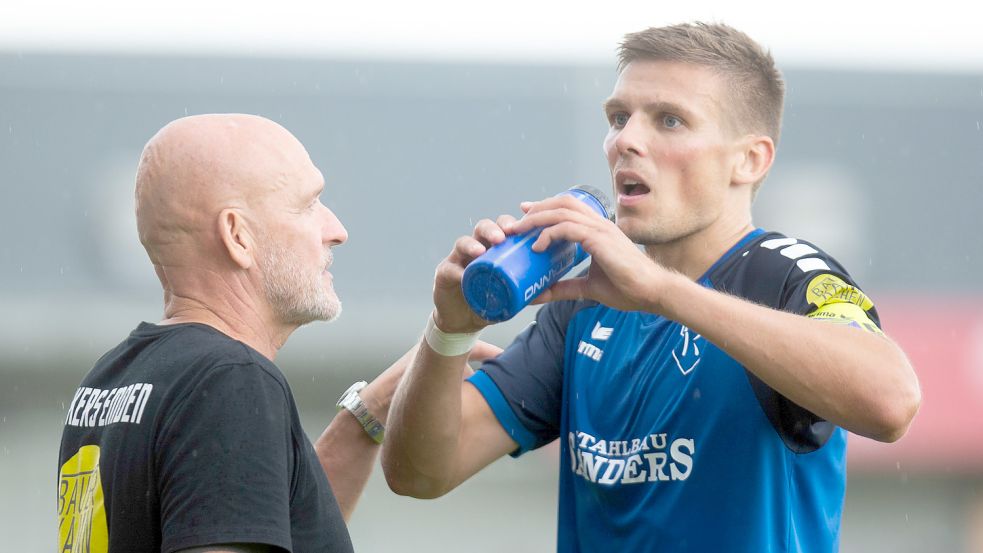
[336, 381, 385, 444]
[424, 312, 480, 357]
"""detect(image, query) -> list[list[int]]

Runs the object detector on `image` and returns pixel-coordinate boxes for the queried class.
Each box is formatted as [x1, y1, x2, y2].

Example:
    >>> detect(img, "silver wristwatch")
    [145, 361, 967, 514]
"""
[336, 381, 385, 444]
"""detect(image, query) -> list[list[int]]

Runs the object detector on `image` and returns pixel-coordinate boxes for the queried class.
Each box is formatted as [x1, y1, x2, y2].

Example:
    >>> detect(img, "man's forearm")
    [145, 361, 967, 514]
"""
[314, 410, 381, 522]
[314, 349, 407, 521]
[655, 272, 920, 442]
[383, 341, 470, 499]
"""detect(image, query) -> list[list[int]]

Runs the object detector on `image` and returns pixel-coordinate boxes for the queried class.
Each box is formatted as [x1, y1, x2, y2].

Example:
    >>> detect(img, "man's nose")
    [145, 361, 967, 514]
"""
[614, 116, 648, 158]
[322, 208, 348, 247]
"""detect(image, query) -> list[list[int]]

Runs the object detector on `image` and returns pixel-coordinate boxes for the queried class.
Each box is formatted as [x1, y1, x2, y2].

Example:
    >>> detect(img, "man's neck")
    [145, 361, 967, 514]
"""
[159, 292, 293, 361]
[644, 215, 755, 281]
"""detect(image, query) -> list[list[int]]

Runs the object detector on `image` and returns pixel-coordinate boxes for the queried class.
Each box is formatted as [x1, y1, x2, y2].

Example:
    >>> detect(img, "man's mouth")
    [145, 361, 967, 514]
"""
[614, 170, 652, 206]
[621, 180, 651, 196]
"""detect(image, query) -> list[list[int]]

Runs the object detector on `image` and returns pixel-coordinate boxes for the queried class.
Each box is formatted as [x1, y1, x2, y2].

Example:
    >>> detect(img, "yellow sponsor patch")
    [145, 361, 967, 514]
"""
[58, 445, 108, 553]
[805, 275, 882, 334]
[806, 274, 874, 311]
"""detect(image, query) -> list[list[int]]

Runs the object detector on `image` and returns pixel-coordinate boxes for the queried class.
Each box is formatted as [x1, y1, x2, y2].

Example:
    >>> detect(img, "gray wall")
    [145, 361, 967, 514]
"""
[2, 52, 982, 551]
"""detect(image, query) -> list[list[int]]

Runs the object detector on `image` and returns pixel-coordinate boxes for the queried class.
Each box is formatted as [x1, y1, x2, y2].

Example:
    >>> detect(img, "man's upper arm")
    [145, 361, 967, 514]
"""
[444, 383, 522, 488]
[735, 235, 886, 450]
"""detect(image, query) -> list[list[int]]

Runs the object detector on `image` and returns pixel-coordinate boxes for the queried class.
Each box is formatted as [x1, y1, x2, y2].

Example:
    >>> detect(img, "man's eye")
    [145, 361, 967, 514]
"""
[611, 113, 629, 128]
[663, 115, 683, 129]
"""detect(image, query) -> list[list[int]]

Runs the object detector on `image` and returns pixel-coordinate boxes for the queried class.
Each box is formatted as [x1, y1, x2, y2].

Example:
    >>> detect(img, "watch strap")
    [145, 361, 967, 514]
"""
[337, 382, 385, 444]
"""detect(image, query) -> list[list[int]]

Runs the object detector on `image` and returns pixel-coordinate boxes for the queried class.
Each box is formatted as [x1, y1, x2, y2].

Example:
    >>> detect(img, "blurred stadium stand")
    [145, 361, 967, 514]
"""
[1, 52, 981, 551]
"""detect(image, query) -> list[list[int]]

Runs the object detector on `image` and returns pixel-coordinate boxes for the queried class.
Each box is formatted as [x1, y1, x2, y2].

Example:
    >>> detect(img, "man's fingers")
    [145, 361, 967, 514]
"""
[434, 256, 467, 289]
[473, 218, 507, 245]
[512, 207, 596, 236]
[531, 277, 589, 304]
[522, 195, 597, 217]
[495, 214, 519, 232]
[531, 221, 593, 253]
[449, 235, 486, 264]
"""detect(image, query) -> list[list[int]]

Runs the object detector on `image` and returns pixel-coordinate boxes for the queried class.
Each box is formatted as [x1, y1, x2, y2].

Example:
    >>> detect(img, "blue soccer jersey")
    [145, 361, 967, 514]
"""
[467, 229, 881, 553]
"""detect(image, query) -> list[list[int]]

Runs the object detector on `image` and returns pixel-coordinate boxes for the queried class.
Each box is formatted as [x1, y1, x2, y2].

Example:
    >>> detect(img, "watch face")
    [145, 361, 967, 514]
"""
[337, 381, 368, 409]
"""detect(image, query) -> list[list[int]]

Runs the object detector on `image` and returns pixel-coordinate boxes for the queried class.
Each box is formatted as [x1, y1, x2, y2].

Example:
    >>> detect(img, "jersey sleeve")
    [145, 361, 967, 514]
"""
[733, 234, 883, 329]
[467, 299, 586, 457]
[723, 234, 882, 452]
[154, 363, 294, 553]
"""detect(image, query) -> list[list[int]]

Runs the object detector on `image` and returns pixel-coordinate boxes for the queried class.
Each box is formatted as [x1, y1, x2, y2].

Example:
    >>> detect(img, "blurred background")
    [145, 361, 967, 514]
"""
[2, 1, 982, 551]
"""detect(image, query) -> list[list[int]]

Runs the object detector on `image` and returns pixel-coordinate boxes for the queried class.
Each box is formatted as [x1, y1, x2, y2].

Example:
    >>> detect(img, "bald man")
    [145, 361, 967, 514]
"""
[56, 114, 478, 553]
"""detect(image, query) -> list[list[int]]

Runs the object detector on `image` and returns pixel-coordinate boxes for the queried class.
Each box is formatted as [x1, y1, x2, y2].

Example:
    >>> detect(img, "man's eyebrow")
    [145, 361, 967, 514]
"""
[602, 98, 695, 119]
[602, 98, 627, 113]
[299, 184, 323, 206]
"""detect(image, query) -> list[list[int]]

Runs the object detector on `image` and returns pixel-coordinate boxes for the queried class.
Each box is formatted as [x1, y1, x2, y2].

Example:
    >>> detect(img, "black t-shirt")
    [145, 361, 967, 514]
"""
[57, 322, 353, 553]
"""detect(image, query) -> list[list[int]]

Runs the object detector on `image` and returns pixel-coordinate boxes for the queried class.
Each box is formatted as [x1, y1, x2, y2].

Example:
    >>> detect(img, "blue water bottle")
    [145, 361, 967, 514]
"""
[461, 185, 614, 322]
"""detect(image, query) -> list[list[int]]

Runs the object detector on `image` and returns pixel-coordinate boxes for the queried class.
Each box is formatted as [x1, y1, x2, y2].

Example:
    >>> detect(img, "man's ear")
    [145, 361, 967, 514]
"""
[732, 134, 775, 186]
[217, 208, 255, 270]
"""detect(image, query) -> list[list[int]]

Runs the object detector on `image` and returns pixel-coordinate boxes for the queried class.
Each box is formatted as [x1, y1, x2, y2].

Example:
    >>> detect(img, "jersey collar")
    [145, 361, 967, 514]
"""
[697, 228, 766, 286]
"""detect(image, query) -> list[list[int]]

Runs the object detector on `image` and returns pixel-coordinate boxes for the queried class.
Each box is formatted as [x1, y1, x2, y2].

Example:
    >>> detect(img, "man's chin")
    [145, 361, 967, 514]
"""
[306, 287, 342, 323]
[319, 302, 342, 323]
[277, 298, 342, 327]
[618, 221, 675, 246]
[315, 291, 343, 322]
[616, 219, 651, 243]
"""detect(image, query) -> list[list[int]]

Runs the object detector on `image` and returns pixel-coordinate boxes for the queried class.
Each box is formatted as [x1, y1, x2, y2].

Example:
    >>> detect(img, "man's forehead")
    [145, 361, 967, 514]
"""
[284, 164, 326, 204]
[606, 60, 725, 113]
[308, 171, 326, 200]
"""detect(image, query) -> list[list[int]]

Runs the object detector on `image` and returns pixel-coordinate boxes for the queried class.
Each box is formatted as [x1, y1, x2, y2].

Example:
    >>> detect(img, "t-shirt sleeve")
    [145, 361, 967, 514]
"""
[154, 363, 294, 553]
[467, 300, 583, 457]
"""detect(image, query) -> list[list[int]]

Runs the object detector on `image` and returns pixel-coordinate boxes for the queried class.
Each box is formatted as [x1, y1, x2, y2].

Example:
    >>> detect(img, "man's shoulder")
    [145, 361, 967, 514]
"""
[149, 322, 275, 365]
[709, 231, 850, 307]
[163, 325, 289, 392]
[85, 322, 287, 393]
[735, 231, 844, 272]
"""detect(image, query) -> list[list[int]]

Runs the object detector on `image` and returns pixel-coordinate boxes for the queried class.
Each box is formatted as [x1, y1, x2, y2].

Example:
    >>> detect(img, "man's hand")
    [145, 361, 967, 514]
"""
[508, 195, 668, 313]
[432, 215, 519, 333]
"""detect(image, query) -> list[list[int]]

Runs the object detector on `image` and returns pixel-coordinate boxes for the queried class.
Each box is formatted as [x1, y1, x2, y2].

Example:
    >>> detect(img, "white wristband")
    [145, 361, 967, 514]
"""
[424, 313, 480, 357]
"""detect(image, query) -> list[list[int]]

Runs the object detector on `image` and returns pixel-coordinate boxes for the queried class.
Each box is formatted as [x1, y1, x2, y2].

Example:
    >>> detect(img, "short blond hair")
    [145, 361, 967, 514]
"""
[618, 22, 785, 146]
